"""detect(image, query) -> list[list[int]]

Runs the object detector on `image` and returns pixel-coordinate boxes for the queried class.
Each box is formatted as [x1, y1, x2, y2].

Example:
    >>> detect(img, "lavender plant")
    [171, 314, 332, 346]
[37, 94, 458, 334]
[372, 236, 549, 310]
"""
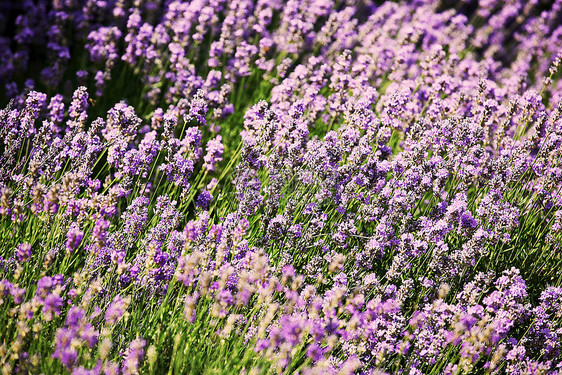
[1, 0, 562, 373]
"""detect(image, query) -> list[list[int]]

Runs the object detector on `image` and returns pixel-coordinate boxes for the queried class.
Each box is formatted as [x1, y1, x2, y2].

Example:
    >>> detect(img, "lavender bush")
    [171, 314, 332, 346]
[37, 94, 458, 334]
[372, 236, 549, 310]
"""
[1, 0, 562, 373]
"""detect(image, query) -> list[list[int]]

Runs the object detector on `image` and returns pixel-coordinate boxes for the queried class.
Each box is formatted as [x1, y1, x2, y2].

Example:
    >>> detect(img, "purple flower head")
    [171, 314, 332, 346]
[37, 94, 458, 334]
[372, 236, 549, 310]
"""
[123, 338, 146, 375]
[105, 295, 131, 325]
[47, 94, 65, 124]
[43, 293, 64, 320]
[196, 190, 213, 210]
[68, 87, 89, 128]
[7, 283, 26, 305]
[307, 342, 325, 361]
[255, 338, 269, 352]
[184, 213, 210, 242]
[122, 197, 150, 240]
[66, 306, 85, 328]
[87, 26, 122, 63]
[185, 90, 208, 125]
[160, 152, 195, 190]
[289, 224, 303, 238]
[25, 90, 47, 117]
[53, 328, 78, 369]
[184, 126, 203, 148]
[203, 135, 224, 171]
[15, 243, 32, 262]
[66, 223, 84, 252]
[36, 275, 64, 301]
[91, 219, 110, 248]
[459, 212, 478, 229]
[104, 102, 142, 141]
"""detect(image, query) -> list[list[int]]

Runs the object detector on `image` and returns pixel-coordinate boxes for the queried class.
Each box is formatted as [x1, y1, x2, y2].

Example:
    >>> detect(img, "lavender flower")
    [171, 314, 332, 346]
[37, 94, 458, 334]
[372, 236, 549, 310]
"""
[15, 243, 32, 262]
[66, 223, 84, 252]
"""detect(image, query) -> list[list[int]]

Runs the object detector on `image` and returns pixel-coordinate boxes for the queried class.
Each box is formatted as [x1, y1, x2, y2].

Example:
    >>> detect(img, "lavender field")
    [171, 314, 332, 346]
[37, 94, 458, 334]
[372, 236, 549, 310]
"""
[1, 0, 562, 373]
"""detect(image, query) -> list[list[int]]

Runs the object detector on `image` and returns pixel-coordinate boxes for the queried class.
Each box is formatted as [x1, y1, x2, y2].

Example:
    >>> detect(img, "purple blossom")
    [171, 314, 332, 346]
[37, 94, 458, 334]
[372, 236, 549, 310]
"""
[203, 135, 224, 171]
[66, 223, 84, 252]
[15, 243, 32, 262]
[196, 190, 213, 210]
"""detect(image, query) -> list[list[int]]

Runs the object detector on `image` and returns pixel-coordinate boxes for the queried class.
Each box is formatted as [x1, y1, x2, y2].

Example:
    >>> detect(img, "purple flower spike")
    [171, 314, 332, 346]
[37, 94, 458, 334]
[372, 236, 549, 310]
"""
[15, 243, 32, 262]
[196, 190, 213, 210]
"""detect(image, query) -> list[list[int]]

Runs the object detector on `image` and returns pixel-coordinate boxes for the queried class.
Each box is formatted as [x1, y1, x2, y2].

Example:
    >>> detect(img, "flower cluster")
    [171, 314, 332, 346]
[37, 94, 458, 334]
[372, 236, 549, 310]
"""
[1, 0, 562, 374]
